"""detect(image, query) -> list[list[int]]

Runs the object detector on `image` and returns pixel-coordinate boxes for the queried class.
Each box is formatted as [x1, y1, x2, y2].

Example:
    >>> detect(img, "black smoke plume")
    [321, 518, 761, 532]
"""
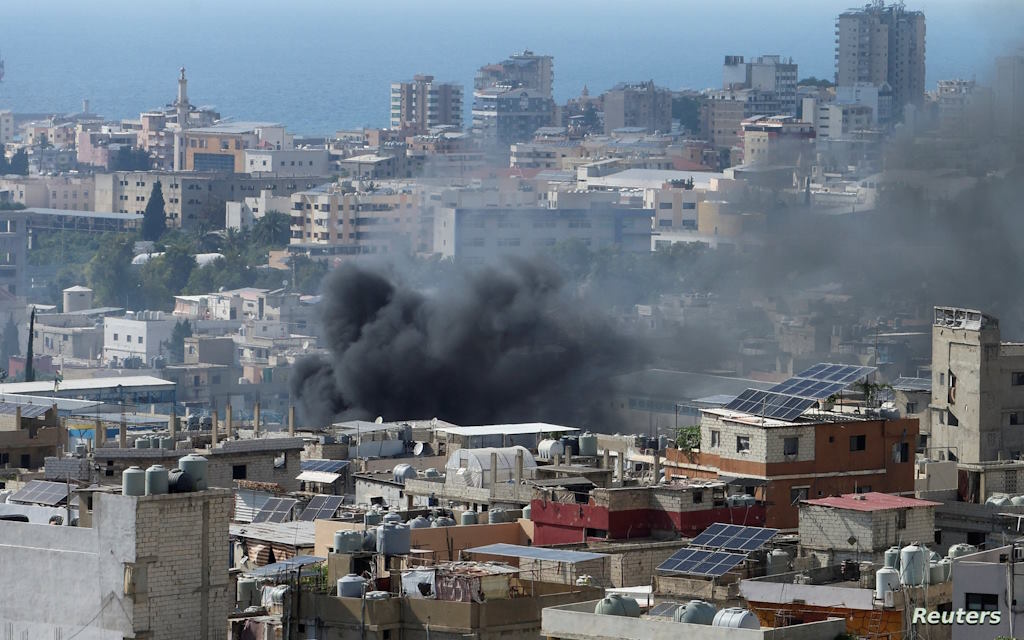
[292, 258, 643, 428]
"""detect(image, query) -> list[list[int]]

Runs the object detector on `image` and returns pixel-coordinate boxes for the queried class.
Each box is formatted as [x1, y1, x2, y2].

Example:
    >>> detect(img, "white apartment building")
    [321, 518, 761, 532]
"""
[103, 312, 175, 366]
[0, 110, 13, 145]
[243, 148, 329, 177]
[225, 189, 293, 230]
[801, 98, 874, 140]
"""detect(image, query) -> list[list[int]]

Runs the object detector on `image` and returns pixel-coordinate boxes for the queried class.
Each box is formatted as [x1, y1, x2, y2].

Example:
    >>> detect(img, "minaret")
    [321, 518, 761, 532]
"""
[173, 67, 190, 171]
[175, 67, 190, 129]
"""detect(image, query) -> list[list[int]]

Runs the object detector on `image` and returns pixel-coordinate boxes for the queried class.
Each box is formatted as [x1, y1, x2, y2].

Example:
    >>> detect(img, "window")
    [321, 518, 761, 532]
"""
[126, 335, 131, 343]
[232, 465, 247, 480]
[896, 509, 907, 529]
[1013, 372, 1024, 386]
[658, 202, 673, 209]
[193, 376, 200, 386]
[682, 202, 697, 210]
[850, 435, 866, 451]
[783, 437, 799, 456]
[711, 430, 721, 448]
[894, 441, 910, 463]
[938, 372, 945, 385]
[736, 436, 750, 453]
[137, 336, 143, 344]
[906, 402, 918, 414]
[693, 490, 703, 504]
[790, 487, 808, 504]
[855, 485, 871, 493]
[965, 593, 999, 611]
[112, 333, 118, 341]
[1012, 412, 1024, 426]
[947, 411, 959, 427]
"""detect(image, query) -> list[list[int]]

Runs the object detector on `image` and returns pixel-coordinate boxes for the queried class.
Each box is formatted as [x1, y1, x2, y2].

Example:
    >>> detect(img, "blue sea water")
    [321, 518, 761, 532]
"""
[0, 0, 1020, 135]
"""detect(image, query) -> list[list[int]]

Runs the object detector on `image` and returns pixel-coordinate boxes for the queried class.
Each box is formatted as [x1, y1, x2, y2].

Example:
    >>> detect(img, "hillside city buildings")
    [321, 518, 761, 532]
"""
[3, 2, 1024, 638]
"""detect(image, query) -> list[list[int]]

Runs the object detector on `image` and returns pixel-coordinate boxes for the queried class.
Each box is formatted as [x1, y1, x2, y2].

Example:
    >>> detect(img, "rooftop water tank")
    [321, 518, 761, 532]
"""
[947, 543, 978, 559]
[333, 530, 363, 554]
[382, 512, 403, 525]
[537, 439, 564, 461]
[522, 504, 532, 520]
[178, 455, 208, 491]
[393, 464, 417, 483]
[363, 512, 382, 526]
[1011, 495, 1024, 506]
[266, 585, 289, 605]
[575, 575, 594, 586]
[927, 561, 945, 585]
[362, 529, 377, 551]
[237, 577, 259, 608]
[159, 437, 175, 451]
[899, 544, 927, 586]
[432, 516, 457, 528]
[74, 443, 87, 457]
[987, 494, 1012, 507]
[134, 437, 151, 449]
[376, 522, 411, 555]
[145, 465, 169, 495]
[938, 557, 952, 582]
[408, 515, 431, 529]
[423, 468, 440, 478]
[712, 608, 760, 629]
[875, 567, 900, 601]
[365, 591, 390, 600]
[337, 574, 367, 598]
[488, 508, 508, 524]
[460, 511, 477, 526]
[675, 600, 717, 625]
[167, 468, 194, 493]
[122, 466, 146, 496]
[593, 595, 641, 617]
[884, 546, 901, 569]
[578, 432, 598, 457]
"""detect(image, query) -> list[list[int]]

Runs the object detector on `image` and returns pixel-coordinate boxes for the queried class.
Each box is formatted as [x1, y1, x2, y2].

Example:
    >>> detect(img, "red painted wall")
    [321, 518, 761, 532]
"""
[529, 499, 766, 546]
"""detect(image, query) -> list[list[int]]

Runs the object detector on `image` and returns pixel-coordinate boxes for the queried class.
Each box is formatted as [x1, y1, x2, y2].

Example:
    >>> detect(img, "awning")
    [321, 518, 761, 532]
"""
[718, 475, 767, 487]
[296, 470, 342, 484]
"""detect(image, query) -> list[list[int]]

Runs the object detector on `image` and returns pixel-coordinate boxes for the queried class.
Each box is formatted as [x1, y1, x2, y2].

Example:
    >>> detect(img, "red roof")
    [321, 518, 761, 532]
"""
[802, 492, 940, 512]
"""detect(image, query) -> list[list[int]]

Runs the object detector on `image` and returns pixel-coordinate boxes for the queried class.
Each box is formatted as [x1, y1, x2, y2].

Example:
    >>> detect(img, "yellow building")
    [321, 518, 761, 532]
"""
[181, 122, 292, 173]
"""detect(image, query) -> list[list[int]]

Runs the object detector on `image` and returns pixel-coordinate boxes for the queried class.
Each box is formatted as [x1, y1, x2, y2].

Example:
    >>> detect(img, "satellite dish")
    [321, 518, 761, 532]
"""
[847, 536, 858, 546]
[374, 416, 383, 424]
[301, 340, 310, 350]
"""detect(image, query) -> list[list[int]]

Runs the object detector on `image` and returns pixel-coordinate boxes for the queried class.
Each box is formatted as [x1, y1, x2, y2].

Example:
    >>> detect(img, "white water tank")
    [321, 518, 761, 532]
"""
[674, 600, 717, 625]
[987, 494, 1012, 507]
[947, 543, 978, 559]
[927, 561, 945, 585]
[376, 522, 411, 555]
[145, 465, 169, 495]
[899, 544, 927, 586]
[712, 608, 760, 629]
[767, 549, 791, 574]
[884, 546, 901, 569]
[236, 577, 259, 608]
[337, 574, 367, 598]
[393, 464, 417, 483]
[537, 439, 564, 461]
[178, 455, 208, 490]
[578, 432, 598, 457]
[122, 466, 146, 496]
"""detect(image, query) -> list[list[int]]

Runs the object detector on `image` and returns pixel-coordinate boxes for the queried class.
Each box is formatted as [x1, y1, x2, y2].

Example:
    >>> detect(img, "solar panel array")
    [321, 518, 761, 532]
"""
[689, 523, 780, 552]
[301, 459, 348, 473]
[893, 377, 931, 392]
[298, 495, 344, 521]
[252, 497, 298, 523]
[9, 480, 71, 506]
[724, 389, 815, 421]
[466, 543, 608, 563]
[0, 403, 50, 418]
[656, 548, 748, 577]
[767, 363, 878, 400]
[648, 602, 682, 618]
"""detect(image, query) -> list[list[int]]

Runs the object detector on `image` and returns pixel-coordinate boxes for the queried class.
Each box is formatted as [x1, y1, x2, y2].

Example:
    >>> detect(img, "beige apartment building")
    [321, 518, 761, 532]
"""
[929, 306, 1024, 464]
[289, 183, 425, 257]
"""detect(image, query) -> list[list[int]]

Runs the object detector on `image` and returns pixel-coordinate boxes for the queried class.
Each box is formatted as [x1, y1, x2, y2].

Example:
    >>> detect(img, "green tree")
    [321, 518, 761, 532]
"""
[253, 210, 291, 247]
[142, 181, 167, 241]
[289, 255, 329, 294]
[8, 149, 28, 176]
[168, 319, 192, 363]
[87, 235, 138, 307]
[0, 314, 19, 371]
[798, 76, 834, 88]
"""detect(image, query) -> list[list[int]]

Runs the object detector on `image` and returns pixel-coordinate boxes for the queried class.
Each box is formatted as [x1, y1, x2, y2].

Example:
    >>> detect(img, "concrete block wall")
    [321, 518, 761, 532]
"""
[610, 546, 680, 587]
[798, 505, 873, 553]
[206, 450, 301, 492]
[133, 489, 232, 640]
[701, 415, 768, 462]
[44, 455, 92, 481]
[519, 557, 610, 586]
[870, 506, 935, 547]
[764, 426, 816, 464]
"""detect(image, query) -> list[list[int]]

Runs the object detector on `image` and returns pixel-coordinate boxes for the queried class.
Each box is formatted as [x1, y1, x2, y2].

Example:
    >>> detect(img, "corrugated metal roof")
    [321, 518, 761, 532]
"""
[437, 423, 578, 437]
[229, 521, 316, 546]
[802, 492, 941, 512]
[0, 403, 50, 417]
[465, 543, 607, 563]
[0, 376, 174, 395]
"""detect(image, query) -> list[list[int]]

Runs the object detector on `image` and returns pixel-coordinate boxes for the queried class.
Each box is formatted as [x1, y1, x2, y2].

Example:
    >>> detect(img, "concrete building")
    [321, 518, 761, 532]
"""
[798, 492, 939, 566]
[723, 55, 799, 114]
[995, 54, 1024, 140]
[0, 487, 232, 640]
[701, 88, 786, 149]
[950, 544, 1024, 640]
[0, 110, 15, 145]
[181, 122, 293, 173]
[936, 79, 993, 139]
[472, 86, 555, 148]
[740, 115, 815, 165]
[835, 1, 926, 112]
[664, 404, 918, 530]
[0, 402, 62, 470]
[475, 50, 554, 98]
[33, 312, 104, 360]
[390, 74, 464, 133]
[928, 306, 1024, 463]
[289, 182, 423, 257]
[801, 98, 873, 140]
[76, 126, 141, 169]
[0, 209, 26, 297]
[102, 312, 175, 367]
[432, 204, 652, 262]
[224, 189, 293, 230]
[542, 600, 846, 640]
[243, 148, 329, 177]
[602, 80, 673, 134]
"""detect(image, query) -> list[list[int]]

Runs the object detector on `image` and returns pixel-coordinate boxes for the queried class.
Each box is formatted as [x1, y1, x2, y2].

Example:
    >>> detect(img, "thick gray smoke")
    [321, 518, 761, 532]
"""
[291, 258, 643, 428]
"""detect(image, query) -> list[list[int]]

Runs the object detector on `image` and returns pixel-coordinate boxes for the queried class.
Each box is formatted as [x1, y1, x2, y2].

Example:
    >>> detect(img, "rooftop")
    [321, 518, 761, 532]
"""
[0, 376, 174, 395]
[438, 423, 579, 437]
[188, 121, 283, 135]
[802, 492, 941, 512]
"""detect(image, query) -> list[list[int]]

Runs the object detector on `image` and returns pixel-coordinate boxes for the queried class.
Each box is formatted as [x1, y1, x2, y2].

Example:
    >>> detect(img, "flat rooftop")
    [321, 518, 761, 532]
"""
[438, 423, 579, 437]
[802, 492, 941, 512]
[0, 376, 174, 395]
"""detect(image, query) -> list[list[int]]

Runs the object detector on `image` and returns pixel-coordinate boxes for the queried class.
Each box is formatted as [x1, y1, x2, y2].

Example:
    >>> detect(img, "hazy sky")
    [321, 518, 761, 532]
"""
[1, 0, 1020, 132]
